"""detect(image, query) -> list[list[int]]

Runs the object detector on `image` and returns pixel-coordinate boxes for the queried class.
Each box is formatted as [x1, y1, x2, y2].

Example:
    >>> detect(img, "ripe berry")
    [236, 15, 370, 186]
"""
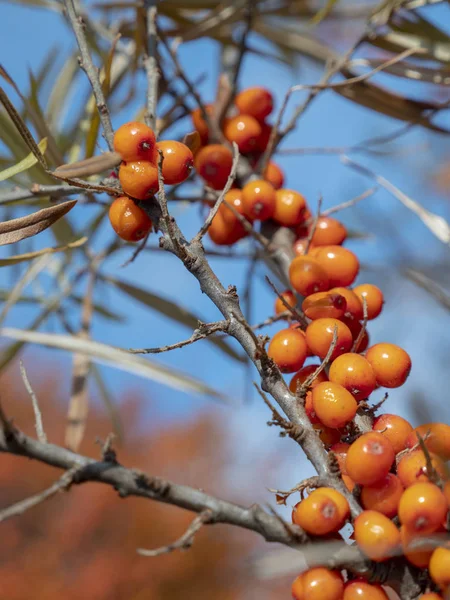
[329, 352, 376, 401]
[329, 442, 350, 475]
[274, 290, 296, 315]
[372, 414, 413, 455]
[108, 196, 152, 242]
[194, 144, 233, 189]
[354, 510, 400, 562]
[314, 487, 350, 524]
[346, 432, 395, 486]
[156, 140, 193, 184]
[293, 238, 308, 256]
[242, 180, 276, 221]
[255, 121, 272, 152]
[401, 525, 436, 568]
[208, 210, 246, 246]
[302, 292, 347, 321]
[405, 423, 450, 461]
[330, 287, 363, 320]
[223, 115, 262, 154]
[290, 364, 328, 395]
[429, 547, 450, 591]
[343, 580, 389, 600]
[419, 594, 444, 600]
[191, 104, 213, 144]
[313, 423, 343, 447]
[310, 217, 347, 247]
[119, 161, 159, 200]
[312, 381, 357, 428]
[360, 473, 404, 518]
[340, 316, 369, 353]
[365, 343, 411, 388]
[292, 491, 343, 535]
[305, 318, 353, 361]
[264, 160, 284, 189]
[267, 328, 308, 373]
[272, 189, 308, 227]
[397, 449, 448, 488]
[289, 256, 330, 297]
[353, 283, 384, 320]
[398, 482, 448, 534]
[235, 86, 273, 121]
[314, 245, 360, 287]
[113, 121, 156, 162]
[292, 568, 344, 600]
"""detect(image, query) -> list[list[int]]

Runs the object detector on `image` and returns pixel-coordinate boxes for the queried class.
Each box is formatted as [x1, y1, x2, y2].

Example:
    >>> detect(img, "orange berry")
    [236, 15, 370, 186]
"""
[191, 104, 212, 144]
[405, 423, 450, 461]
[221, 188, 248, 226]
[429, 547, 450, 590]
[310, 217, 347, 247]
[274, 290, 297, 315]
[208, 211, 246, 246]
[242, 179, 276, 221]
[340, 316, 369, 353]
[156, 140, 193, 185]
[343, 580, 389, 600]
[289, 256, 330, 297]
[400, 525, 435, 568]
[419, 594, 444, 600]
[302, 292, 347, 321]
[342, 474, 356, 492]
[292, 568, 344, 600]
[360, 473, 404, 518]
[330, 288, 363, 320]
[372, 414, 413, 455]
[346, 432, 395, 486]
[290, 364, 328, 394]
[293, 238, 308, 256]
[235, 86, 273, 121]
[291, 574, 305, 600]
[119, 161, 159, 200]
[292, 491, 343, 535]
[313, 423, 343, 447]
[365, 343, 411, 389]
[108, 196, 152, 242]
[314, 486, 350, 524]
[329, 442, 350, 474]
[398, 482, 448, 534]
[273, 189, 308, 227]
[305, 318, 353, 361]
[267, 328, 308, 373]
[354, 510, 400, 562]
[223, 114, 262, 154]
[397, 449, 448, 488]
[353, 284, 384, 320]
[264, 160, 284, 189]
[312, 381, 357, 429]
[113, 121, 156, 162]
[314, 245, 360, 288]
[255, 121, 272, 153]
[329, 353, 376, 401]
[194, 144, 233, 190]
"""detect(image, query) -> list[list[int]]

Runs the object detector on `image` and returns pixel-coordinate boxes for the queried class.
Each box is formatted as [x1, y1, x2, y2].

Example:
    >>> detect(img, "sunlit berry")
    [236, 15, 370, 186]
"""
[274, 290, 296, 315]
[354, 510, 400, 562]
[292, 491, 343, 535]
[273, 189, 308, 227]
[194, 144, 233, 189]
[241, 179, 276, 221]
[429, 547, 450, 591]
[267, 328, 308, 373]
[343, 579, 389, 600]
[312, 381, 357, 429]
[191, 104, 213, 144]
[353, 284, 384, 320]
[310, 217, 347, 247]
[223, 114, 262, 154]
[397, 449, 448, 488]
[289, 256, 330, 297]
[346, 432, 395, 486]
[293, 238, 308, 256]
[329, 353, 376, 401]
[314, 245, 360, 287]
[405, 423, 450, 461]
[360, 473, 404, 518]
[208, 210, 246, 246]
[305, 318, 353, 361]
[398, 482, 448, 534]
[108, 196, 152, 242]
[314, 487, 350, 524]
[365, 343, 411, 389]
[156, 140, 193, 185]
[330, 287, 363, 320]
[113, 121, 156, 162]
[235, 86, 274, 121]
[119, 161, 159, 199]
[302, 292, 347, 321]
[372, 414, 413, 455]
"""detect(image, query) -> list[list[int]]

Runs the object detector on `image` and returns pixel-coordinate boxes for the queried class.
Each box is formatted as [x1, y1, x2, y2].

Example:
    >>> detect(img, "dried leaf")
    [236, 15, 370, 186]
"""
[309, 0, 339, 25]
[182, 131, 202, 155]
[0, 200, 77, 246]
[0, 138, 48, 182]
[54, 152, 122, 178]
[0, 236, 86, 266]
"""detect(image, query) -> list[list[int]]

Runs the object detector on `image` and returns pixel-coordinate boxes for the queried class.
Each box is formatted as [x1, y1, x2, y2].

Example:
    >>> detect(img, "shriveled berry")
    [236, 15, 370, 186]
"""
[330, 287, 363, 320]
[302, 292, 347, 321]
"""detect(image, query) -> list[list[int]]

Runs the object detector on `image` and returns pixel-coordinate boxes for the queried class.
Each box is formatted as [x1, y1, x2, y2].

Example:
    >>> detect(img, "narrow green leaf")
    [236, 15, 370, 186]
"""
[0, 138, 47, 182]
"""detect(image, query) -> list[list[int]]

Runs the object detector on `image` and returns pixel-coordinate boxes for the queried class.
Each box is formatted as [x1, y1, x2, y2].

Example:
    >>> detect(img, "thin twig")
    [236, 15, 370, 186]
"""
[143, 0, 159, 130]
[305, 195, 323, 254]
[121, 230, 151, 267]
[251, 311, 291, 331]
[265, 276, 308, 328]
[19, 361, 47, 444]
[352, 297, 368, 353]
[300, 326, 338, 395]
[321, 187, 377, 217]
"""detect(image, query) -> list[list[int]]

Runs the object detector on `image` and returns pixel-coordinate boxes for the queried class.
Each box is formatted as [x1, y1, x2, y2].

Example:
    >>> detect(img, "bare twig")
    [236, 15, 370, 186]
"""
[268, 476, 320, 505]
[305, 195, 323, 254]
[19, 361, 47, 444]
[251, 311, 291, 331]
[300, 327, 338, 394]
[121, 230, 151, 267]
[265, 276, 307, 328]
[321, 187, 377, 217]
[352, 296, 368, 353]
[143, 0, 159, 130]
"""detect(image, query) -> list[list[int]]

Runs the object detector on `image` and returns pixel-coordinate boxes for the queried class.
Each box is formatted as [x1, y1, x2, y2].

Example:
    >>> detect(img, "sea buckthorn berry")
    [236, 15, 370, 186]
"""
[346, 432, 395, 486]
[313, 423, 343, 447]
[405, 423, 450, 461]
[372, 414, 413, 455]
[267, 328, 308, 373]
[290, 364, 328, 394]
[429, 547, 450, 590]
[354, 510, 400, 562]
[312, 381, 357, 429]
[305, 318, 353, 361]
[302, 292, 347, 321]
[343, 580, 389, 600]
[365, 343, 411, 388]
[255, 121, 272, 152]
[108, 196, 152, 242]
[263, 160, 284, 189]
[401, 525, 436, 568]
[275, 290, 296, 315]
[419, 594, 444, 600]
[302, 392, 320, 423]
[221, 188, 248, 226]
[328, 353, 376, 401]
[194, 144, 233, 189]
[314, 487, 350, 524]
[235, 86, 273, 121]
[292, 568, 344, 600]
[223, 114, 262, 154]
[291, 574, 304, 600]
[398, 482, 448, 534]
[208, 211, 246, 246]
[330, 287, 363, 320]
[242, 179, 276, 221]
[343, 474, 356, 492]
[310, 217, 347, 247]
[113, 121, 156, 162]
[119, 161, 159, 200]
[296, 208, 312, 238]
[293, 238, 308, 256]
[156, 140, 194, 185]
[314, 245, 360, 287]
[272, 189, 308, 227]
[353, 284, 384, 320]
[191, 104, 213, 144]
[360, 474, 404, 518]
[330, 442, 350, 474]
[292, 492, 342, 535]
[397, 449, 448, 488]
[340, 316, 369, 353]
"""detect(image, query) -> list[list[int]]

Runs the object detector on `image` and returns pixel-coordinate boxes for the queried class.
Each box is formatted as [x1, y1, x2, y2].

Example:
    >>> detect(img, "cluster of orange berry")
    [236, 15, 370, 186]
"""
[108, 122, 194, 241]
